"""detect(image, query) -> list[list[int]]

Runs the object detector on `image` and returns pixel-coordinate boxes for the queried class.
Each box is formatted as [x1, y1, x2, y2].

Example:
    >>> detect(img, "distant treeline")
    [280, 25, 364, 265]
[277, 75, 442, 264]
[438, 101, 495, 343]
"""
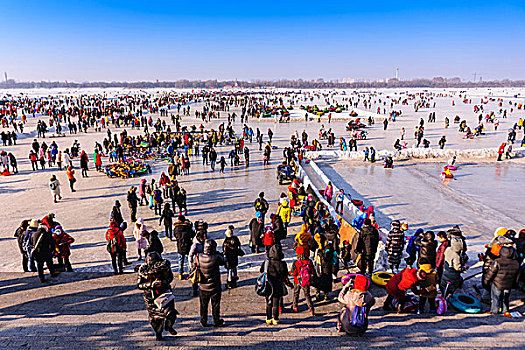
[1, 78, 525, 90]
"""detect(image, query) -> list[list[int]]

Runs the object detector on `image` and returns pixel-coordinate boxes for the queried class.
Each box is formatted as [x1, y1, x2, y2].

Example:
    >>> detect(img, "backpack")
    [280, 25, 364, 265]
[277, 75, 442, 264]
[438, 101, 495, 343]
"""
[255, 199, 264, 211]
[107, 234, 120, 254]
[50, 182, 57, 190]
[406, 235, 418, 255]
[255, 258, 273, 297]
[263, 230, 274, 246]
[350, 305, 367, 329]
[298, 261, 311, 287]
[23, 229, 35, 253]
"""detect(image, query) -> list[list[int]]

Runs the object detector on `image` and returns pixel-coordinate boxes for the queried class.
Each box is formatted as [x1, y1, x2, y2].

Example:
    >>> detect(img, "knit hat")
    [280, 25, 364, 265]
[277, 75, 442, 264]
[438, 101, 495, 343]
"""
[353, 275, 370, 292]
[420, 264, 433, 274]
[416, 270, 427, 280]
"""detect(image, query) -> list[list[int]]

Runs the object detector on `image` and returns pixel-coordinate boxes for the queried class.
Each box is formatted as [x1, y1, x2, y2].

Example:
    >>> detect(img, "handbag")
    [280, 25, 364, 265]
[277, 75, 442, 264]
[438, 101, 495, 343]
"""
[154, 290, 175, 310]
[188, 253, 204, 284]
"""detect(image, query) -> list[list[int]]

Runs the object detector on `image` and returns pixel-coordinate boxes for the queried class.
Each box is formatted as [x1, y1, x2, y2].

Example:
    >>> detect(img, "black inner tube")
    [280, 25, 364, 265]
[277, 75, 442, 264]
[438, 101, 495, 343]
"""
[457, 295, 475, 305]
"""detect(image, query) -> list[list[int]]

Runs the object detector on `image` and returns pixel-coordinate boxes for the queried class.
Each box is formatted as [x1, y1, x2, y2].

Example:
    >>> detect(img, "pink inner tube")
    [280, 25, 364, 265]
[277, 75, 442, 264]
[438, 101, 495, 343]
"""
[446, 165, 458, 170]
[341, 273, 359, 285]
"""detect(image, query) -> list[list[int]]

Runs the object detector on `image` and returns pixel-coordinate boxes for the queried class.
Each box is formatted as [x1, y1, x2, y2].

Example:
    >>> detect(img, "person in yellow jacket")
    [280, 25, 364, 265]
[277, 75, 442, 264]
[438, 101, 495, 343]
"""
[276, 200, 292, 232]
[294, 224, 313, 259]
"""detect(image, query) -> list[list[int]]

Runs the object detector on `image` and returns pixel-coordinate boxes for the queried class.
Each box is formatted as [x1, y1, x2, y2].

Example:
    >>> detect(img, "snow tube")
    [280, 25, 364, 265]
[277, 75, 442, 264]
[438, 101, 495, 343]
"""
[0, 170, 11, 176]
[441, 172, 454, 178]
[392, 295, 419, 313]
[351, 199, 363, 207]
[448, 294, 482, 314]
[371, 271, 394, 287]
[446, 165, 457, 170]
[341, 273, 359, 286]
[436, 296, 447, 315]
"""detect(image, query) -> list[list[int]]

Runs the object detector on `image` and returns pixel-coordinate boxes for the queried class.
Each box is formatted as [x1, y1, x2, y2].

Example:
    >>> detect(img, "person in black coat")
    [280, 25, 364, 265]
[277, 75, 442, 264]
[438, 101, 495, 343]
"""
[356, 219, 380, 275]
[223, 225, 243, 289]
[415, 231, 438, 268]
[261, 244, 291, 324]
[159, 203, 174, 240]
[249, 212, 264, 253]
[270, 214, 286, 243]
[110, 200, 124, 226]
[144, 230, 164, 256]
[137, 252, 178, 340]
[483, 247, 520, 314]
[14, 220, 35, 272]
[127, 186, 139, 223]
[173, 215, 194, 278]
[196, 239, 225, 327]
[30, 224, 58, 282]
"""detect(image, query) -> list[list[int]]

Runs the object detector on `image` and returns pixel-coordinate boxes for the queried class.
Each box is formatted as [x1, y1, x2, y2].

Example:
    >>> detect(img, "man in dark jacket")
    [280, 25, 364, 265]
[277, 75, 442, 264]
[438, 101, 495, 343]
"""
[127, 186, 139, 223]
[356, 219, 380, 275]
[30, 224, 58, 282]
[196, 240, 225, 327]
[415, 231, 438, 268]
[483, 246, 520, 315]
[173, 215, 194, 279]
[137, 252, 178, 340]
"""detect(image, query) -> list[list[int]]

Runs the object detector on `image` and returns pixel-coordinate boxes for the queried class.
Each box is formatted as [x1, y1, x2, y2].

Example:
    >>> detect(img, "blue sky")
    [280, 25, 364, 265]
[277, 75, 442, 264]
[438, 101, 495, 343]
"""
[1, 1, 524, 82]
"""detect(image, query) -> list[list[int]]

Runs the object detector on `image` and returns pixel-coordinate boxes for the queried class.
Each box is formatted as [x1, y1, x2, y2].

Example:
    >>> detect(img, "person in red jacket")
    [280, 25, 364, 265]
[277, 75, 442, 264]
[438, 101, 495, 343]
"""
[435, 231, 449, 281]
[53, 226, 75, 272]
[497, 143, 505, 161]
[383, 267, 425, 313]
[106, 221, 127, 275]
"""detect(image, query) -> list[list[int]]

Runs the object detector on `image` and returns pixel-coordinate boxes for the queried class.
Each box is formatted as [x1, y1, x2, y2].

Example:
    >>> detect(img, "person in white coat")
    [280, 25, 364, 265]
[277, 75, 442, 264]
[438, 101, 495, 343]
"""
[63, 149, 72, 169]
[49, 175, 62, 203]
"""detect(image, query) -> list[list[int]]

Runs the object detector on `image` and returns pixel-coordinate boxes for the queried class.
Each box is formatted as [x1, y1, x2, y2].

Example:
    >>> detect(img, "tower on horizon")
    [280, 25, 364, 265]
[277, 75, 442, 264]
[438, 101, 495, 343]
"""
[395, 68, 399, 80]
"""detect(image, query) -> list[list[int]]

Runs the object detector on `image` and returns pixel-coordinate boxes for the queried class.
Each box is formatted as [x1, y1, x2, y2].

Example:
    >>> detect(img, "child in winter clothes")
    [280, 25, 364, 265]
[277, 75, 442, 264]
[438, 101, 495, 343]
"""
[415, 231, 438, 268]
[384, 267, 425, 313]
[153, 186, 163, 215]
[340, 240, 352, 268]
[263, 226, 275, 253]
[159, 203, 174, 240]
[290, 257, 315, 315]
[53, 226, 74, 272]
[418, 264, 438, 314]
[405, 228, 424, 267]
[276, 200, 292, 232]
[337, 275, 375, 336]
[223, 225, 243, 288]
[483, 246, 520, 315]
[386, 220, 405, 273]
[294, 224, 313, 259]
[435, 231, 449, 281]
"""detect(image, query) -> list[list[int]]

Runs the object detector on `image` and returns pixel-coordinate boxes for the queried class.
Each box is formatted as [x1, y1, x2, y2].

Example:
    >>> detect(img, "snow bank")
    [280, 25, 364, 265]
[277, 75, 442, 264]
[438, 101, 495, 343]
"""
[306, 147, 525, 161]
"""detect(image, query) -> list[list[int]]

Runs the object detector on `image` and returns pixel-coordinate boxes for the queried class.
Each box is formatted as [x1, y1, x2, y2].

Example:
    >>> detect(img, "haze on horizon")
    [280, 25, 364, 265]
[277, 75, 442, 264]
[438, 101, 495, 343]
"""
[1, 0, 524, 82]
